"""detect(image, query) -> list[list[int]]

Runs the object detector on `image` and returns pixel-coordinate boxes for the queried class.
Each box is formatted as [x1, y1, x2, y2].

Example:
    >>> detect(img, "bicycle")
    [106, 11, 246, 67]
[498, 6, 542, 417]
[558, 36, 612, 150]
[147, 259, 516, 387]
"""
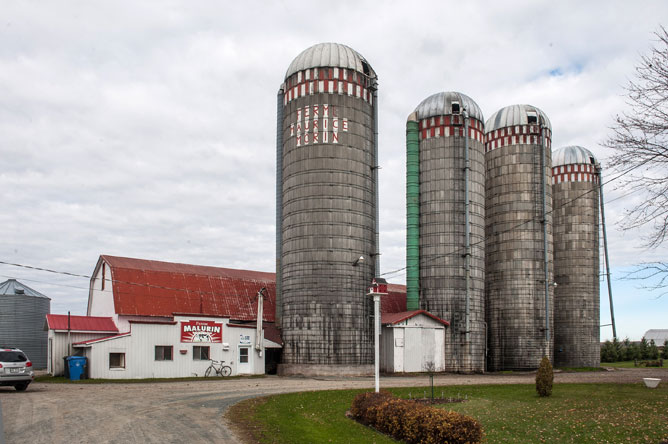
[204, 359, 232, 377]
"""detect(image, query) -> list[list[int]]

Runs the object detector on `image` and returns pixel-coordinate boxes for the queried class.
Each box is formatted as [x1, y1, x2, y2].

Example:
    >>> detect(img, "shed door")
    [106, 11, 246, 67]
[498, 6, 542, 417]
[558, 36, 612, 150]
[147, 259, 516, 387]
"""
[404, 328, 423, 372]
[238, 346, 251, 374]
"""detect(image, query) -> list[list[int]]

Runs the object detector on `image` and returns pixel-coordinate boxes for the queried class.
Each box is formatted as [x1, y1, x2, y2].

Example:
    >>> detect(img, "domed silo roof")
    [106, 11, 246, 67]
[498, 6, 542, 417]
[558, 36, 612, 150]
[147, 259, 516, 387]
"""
[485, 104, 551, 132]
[413, 91, 484, 122]
[553, 145, 598, 167]
[284, 42, 376, 80]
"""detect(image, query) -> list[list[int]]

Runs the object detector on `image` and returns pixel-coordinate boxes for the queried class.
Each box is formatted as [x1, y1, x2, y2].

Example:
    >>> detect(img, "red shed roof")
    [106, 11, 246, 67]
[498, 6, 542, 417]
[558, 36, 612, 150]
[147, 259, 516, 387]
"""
[46, 314, 118, 332]
[381, 310, 449, 327]
[97, 255, 276, 322]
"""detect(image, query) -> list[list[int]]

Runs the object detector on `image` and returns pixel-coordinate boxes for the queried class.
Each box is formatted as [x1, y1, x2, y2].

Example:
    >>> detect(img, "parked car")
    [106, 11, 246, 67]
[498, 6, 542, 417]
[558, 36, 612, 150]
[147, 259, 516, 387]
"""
[0, 348, 34, 391]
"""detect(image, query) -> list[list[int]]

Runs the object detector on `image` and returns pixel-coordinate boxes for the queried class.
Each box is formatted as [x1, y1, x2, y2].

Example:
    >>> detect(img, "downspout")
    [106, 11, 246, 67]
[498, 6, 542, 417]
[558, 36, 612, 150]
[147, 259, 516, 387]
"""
[372, 85, 380, 275]
[597, 165, 617, 340]
[540, 120, 550, 343]
[463, 108, 471, 345]
[256, 288, 266, 355]
[406, 113, 420, 310]
[275, 87, 284, 328]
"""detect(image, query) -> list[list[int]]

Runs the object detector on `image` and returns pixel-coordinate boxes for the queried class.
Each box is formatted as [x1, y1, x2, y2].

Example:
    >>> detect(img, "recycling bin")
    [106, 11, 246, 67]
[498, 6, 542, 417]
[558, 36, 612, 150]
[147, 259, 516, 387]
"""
[66, 356, 87, 381]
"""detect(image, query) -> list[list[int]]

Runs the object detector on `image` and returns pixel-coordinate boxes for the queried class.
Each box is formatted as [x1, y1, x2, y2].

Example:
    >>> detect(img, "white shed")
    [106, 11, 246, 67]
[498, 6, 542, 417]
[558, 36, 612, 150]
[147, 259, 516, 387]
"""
[380, 310, 449, 373]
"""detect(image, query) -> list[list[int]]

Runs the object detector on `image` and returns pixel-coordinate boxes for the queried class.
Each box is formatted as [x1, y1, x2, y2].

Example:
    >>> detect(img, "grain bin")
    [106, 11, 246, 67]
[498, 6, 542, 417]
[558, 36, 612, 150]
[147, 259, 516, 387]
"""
[277, 43, 378, 375]
[0, 279, 50, 368]
[406, 92, 486, 372]
[552, 146, 600, 368]
[485, 104, 554, 371]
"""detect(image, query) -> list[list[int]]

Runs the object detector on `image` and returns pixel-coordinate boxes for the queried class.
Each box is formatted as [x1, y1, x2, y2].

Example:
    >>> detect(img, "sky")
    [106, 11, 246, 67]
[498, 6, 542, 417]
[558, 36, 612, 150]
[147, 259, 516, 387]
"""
[1, 1, 666, 342]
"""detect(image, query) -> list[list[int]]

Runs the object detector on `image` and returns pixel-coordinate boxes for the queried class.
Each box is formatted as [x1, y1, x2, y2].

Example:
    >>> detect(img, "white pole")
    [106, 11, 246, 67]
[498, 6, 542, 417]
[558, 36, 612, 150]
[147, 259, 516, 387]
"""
[373, 293, 380, 393]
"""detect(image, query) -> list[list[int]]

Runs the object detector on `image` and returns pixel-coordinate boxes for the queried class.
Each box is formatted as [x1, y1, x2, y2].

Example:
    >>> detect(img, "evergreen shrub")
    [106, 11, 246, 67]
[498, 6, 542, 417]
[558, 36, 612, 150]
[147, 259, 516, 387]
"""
[536, 356, 554, 397]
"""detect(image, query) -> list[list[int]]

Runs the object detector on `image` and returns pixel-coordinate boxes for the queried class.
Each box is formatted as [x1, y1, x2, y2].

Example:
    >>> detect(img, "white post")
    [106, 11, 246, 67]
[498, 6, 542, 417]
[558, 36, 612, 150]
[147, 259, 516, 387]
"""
[373, 293, 381, 393]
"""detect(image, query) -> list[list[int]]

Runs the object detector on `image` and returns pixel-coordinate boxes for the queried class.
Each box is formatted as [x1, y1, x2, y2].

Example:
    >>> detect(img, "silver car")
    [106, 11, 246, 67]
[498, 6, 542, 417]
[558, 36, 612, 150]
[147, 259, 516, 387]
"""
[0, 348, 34, 391]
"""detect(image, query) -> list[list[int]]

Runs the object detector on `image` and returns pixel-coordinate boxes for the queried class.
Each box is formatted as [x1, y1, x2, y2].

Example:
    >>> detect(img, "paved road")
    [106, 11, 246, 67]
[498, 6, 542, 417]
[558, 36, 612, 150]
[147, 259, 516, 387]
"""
[1, 368, 666, 444]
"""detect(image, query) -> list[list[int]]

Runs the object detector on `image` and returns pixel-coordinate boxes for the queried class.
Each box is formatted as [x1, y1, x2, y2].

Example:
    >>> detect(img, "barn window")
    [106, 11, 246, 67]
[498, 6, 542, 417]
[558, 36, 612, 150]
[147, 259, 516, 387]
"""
[193, 346, 210, 361]
[101, 263, 106, 290]
[109, 353, 125, 369]
[155, 346, 173, 361]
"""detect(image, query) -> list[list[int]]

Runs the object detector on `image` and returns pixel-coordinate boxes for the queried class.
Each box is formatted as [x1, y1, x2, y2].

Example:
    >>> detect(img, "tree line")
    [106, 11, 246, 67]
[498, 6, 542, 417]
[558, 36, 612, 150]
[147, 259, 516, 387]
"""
[600, 337, 668, 362]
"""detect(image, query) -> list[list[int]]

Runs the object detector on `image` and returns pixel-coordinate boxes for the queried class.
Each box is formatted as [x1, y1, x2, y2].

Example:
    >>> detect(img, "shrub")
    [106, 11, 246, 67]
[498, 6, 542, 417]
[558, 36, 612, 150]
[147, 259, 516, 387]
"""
[350, 391, 483, 444]
[663, 340, 668, 359]
[536, 356, 554, 397]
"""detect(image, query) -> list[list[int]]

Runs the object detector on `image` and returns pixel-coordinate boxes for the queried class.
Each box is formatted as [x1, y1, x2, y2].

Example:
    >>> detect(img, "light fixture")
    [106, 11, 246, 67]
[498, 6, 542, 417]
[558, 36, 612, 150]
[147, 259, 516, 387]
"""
[352, 256, 364, 267]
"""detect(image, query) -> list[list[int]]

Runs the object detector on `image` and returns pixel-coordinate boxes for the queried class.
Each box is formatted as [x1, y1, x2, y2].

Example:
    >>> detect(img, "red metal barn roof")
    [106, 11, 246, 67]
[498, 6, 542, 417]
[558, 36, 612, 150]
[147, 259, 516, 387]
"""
[46, 314, 118, 332]
[381, 284, 407, 313]
[98, 255, 276, 322]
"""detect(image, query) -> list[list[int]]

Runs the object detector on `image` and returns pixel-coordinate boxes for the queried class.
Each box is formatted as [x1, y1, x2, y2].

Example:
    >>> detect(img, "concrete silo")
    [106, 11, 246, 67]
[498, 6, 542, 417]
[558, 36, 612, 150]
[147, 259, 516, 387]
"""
[552, 146, 600, 368]
[277, 43, 378, 375]
[406, 92, 486, 372]
[0, 279, 50, 368]
[485, 104, 554, 371]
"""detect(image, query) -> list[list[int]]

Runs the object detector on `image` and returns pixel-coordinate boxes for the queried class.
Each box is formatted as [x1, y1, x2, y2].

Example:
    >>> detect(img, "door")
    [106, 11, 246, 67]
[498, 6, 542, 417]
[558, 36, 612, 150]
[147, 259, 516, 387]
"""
[238, 346, 251, 374]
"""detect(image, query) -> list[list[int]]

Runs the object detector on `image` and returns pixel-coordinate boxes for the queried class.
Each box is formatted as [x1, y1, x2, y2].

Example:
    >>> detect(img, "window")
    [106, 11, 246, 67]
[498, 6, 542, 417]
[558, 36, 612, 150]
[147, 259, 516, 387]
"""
[239, 347, 249, 364]
[109, 353, 125, 369]
[451, 101, 460, 114]
[155, 346, 173, 361]
[193, 346, 210, 361]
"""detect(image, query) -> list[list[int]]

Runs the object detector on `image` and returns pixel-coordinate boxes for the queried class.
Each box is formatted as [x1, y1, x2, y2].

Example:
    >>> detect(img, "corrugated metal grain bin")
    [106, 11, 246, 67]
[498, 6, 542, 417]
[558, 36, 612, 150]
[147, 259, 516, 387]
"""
[552, 145, 600, 368]
[407, 91, 486, 373]
[277, 43, 378, 375]
[0, 279, 50, 368]
[484, 104, 554, 371]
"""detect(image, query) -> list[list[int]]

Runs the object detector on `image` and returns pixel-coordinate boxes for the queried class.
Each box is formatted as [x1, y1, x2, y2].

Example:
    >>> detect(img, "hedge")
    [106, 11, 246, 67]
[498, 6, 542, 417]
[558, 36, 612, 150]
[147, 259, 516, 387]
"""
[350, 391, 483, 444]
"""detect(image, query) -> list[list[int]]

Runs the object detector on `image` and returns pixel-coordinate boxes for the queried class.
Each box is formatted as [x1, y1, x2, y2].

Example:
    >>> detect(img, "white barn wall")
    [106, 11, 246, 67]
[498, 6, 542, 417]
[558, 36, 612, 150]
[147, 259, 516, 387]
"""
[80, 316, 265, 379]
[87, 263, 115, 318]
[48, 330, 116, 376]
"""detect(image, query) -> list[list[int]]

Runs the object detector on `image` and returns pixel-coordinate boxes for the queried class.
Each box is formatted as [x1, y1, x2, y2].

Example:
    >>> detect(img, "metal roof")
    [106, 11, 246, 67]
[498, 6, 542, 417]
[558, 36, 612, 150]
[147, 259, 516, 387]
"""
[0, 279, 49, 299]
[381, 284, 407, 314]
[98, 255, 277, 322]
[485, 104, 552, 132]
[552, 145, 598, 167]
[643, 329, 668, 344]
[381, 310, 450, 327]
[285, 42, 376, 80]
[45, 314, 118, 332]
[413, 91, 484, 122]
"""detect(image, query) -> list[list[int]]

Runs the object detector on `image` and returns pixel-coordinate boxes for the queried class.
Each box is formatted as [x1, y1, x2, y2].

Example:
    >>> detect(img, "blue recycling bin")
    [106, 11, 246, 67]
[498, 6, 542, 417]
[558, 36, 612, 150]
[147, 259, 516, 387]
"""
[66, 356, 87, 381]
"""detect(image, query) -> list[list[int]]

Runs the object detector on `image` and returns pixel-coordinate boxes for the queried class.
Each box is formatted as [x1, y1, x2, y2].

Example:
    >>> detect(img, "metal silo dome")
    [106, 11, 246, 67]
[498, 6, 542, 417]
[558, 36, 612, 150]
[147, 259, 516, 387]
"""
[552, 145, 598, 167]
[284, 42, 376, 80]
[413, 91, 484, 122]
[486, 104, 551, 132]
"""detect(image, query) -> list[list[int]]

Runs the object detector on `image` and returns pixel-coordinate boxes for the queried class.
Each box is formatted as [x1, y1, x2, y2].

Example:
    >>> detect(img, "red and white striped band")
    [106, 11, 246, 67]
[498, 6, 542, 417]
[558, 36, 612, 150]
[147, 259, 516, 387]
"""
[418, 116, 484, 142]
[283, 68, 373, 106]
[553, 164, 599, 184]
[484, 125, 552, 152]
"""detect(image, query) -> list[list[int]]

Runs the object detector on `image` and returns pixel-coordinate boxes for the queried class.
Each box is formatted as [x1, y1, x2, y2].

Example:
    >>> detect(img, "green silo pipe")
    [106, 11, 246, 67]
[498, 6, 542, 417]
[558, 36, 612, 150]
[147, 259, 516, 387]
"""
[406, 119, 420, 310]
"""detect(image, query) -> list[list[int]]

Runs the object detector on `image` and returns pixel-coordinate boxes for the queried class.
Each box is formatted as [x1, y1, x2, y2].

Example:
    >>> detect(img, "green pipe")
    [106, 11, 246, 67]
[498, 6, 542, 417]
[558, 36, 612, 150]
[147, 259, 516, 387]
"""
[406, 116, 420, 310]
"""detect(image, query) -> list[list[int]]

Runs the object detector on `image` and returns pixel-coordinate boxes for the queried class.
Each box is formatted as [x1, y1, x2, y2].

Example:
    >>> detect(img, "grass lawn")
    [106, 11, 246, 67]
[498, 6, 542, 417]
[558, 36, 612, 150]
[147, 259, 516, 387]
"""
[603, 360, 667, 368]
[228, 383, 668, 444]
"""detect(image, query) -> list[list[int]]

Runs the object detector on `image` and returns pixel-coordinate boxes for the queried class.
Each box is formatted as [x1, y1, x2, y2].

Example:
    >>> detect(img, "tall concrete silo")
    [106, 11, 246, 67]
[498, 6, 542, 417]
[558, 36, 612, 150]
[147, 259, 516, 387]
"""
[485, 104, 554, 371]
[552, 146, 600, 368]
[406, 92, 486, 372]
[277, 43, 378, 375]
[0, 279, 50, 368]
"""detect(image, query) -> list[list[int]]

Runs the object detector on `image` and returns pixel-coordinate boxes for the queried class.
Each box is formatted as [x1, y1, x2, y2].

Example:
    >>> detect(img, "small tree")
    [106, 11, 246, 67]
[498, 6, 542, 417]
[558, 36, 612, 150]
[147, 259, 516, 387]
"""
[648, 339, 660, 359]
[423, 360, 437, 402]
[536, 356, 553, 397]
[601, 340, 617, 362]
[663, 340, 668, 359]
[640, 337, 650, 359]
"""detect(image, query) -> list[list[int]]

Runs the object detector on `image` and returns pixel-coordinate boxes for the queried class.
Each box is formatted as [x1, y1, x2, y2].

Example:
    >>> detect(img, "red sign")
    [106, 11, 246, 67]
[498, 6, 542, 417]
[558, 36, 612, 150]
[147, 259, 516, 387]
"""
[180, 320, 222, 343]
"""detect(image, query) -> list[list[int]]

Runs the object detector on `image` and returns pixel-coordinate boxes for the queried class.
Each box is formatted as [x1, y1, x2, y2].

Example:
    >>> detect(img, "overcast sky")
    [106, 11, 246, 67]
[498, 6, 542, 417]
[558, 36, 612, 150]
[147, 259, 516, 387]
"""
[1, 1, 666, 341]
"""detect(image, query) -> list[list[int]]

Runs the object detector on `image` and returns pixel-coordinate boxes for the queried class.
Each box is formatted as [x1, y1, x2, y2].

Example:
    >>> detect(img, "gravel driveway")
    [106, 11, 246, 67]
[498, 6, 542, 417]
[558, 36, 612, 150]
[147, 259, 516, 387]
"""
[1, 367, 665, 444]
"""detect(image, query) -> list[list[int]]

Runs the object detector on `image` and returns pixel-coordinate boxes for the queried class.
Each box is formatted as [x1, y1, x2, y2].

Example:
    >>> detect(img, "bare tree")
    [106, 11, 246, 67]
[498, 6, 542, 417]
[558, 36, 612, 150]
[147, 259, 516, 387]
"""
[605, 26, 668, 249]
[605, 27, 668, 297]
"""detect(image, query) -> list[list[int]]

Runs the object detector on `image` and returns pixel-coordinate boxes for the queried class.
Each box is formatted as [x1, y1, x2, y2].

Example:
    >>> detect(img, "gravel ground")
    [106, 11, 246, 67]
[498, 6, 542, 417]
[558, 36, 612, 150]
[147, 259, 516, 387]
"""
[0, 367, 666, 444]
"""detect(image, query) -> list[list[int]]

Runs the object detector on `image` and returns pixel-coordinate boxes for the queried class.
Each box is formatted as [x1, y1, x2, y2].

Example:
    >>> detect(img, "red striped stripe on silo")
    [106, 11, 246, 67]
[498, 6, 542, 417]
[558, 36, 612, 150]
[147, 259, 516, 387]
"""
[418, 116, 485, 142]
[484, 125, 552, 152]
[283, 68, 373, 105]
[552, 163, 599, 184]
